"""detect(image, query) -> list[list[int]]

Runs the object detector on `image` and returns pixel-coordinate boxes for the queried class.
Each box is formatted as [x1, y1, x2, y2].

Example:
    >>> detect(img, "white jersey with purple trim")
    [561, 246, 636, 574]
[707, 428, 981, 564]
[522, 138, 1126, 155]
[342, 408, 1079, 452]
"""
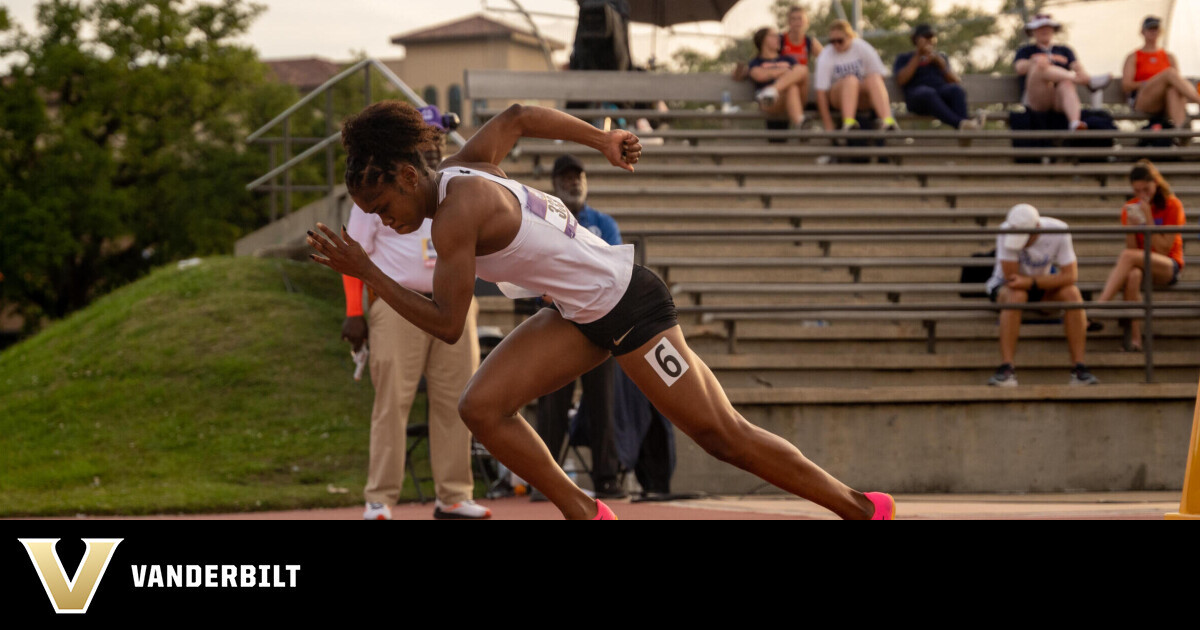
[437, 167, 634, 324]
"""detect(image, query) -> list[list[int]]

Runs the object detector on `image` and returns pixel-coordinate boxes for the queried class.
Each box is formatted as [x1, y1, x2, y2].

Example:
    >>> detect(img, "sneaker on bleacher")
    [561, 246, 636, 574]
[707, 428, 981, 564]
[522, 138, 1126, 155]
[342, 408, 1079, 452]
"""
[988, 364, 1018, 387]
[755, 86, 778, 108]
[1069, 364, 1100, 386]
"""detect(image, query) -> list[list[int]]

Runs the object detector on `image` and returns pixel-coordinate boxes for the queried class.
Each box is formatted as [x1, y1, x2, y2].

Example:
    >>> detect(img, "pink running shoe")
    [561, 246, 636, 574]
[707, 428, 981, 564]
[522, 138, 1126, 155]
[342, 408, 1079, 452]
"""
[864, 492, 896, 520]
[592, 500, 618, 520]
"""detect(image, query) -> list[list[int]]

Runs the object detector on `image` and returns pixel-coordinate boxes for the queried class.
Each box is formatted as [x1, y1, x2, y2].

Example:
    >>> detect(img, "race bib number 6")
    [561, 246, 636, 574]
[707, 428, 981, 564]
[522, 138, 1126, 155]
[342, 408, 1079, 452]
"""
[645, 336, 689, 387]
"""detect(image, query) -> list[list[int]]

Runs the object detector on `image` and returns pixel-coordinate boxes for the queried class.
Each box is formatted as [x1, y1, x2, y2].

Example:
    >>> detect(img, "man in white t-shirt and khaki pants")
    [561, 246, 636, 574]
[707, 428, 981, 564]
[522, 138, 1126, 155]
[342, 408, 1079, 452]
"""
[342, 131, 490, 521]
[986, 204, 1100, 387]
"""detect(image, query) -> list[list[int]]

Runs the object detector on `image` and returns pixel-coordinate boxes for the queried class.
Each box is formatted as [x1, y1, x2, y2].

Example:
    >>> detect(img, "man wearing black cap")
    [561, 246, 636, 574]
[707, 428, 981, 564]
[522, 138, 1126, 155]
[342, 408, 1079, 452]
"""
[532, 155, 626, 499]
[893, 24, 979, 130]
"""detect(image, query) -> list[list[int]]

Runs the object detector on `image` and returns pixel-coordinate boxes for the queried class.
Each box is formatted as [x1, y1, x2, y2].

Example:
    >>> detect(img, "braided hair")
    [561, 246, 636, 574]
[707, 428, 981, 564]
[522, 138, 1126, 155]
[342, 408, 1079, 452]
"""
[342, 100, 436, 194]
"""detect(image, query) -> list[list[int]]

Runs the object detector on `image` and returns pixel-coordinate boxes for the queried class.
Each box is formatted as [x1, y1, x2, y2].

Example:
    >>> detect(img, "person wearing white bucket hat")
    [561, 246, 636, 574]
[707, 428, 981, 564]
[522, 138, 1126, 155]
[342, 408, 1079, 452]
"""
[1014, 14, 1111, 131]
[985, 204, 1099, 387]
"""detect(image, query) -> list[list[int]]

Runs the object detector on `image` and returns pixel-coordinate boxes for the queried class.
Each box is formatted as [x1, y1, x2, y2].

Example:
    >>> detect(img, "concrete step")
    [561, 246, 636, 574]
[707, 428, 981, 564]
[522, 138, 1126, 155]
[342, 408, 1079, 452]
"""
[675, 382, 1196, 494]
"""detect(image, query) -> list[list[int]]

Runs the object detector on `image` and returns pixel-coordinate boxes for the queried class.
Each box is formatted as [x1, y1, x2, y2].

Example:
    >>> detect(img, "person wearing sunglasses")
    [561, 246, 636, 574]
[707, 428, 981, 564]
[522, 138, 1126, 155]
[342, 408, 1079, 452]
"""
[814, 19, 899, 132]
[1121, 15, 1200, 132]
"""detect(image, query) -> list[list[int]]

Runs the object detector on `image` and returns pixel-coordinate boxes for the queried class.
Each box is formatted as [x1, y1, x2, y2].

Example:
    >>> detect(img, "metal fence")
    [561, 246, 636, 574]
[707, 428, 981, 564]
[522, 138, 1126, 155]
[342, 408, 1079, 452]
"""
[626, 224, 1200, 382]
[244, 58, 465, 222]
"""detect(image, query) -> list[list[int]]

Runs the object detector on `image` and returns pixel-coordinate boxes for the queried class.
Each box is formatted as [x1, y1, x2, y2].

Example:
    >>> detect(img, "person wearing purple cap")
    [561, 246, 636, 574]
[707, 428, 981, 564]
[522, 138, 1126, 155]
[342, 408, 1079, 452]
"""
[1121, 16, 1200, 132]
[986, 204, 1098, 387]
[342, 108, 491, 521]
[1014, 14, 1110, 131]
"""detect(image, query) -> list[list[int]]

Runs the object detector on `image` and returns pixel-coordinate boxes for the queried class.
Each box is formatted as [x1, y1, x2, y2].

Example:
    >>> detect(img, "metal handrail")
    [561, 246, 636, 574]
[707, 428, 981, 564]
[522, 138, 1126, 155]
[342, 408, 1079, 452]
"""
[246, 132, 341, 192]
[244, 58, 469, 223]
[246, 58, 467, 147]
[634, 223, 1197, 383]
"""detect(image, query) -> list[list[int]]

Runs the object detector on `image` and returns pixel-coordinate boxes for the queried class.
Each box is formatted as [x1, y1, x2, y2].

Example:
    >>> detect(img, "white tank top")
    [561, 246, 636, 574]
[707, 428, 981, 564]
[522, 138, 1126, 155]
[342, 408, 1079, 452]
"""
[437, 167, 634, 324]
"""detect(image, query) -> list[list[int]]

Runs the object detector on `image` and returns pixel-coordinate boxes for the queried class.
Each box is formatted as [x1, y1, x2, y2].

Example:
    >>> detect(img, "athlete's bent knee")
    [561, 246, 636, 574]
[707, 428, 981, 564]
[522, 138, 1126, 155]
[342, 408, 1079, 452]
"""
[457, 388, 495, 433]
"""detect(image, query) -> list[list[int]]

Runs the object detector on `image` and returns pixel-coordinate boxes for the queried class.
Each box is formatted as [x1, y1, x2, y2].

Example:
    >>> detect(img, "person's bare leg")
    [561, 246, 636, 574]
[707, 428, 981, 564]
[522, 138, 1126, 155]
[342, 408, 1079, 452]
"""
[1098, 249, 1140, 302]
[1158, 67, 1200, 105]
[831, 76, 861, 123]
[617, 327, 876, 519]
[784, 84, 805, 126]
[1165, 88, 1188, 127]
[1100, 249, 1177, 301]
[1050, 285, 1087, 364]
[1055, 79, 1082, 125]
[1134, 73, 1171, 118]
[456, 309, 611, 520]
[997, 287, 1027, 365]
[863, 74, 894, 120]
[773, 64, 809, 91]
[1125, 267, 1144, 349]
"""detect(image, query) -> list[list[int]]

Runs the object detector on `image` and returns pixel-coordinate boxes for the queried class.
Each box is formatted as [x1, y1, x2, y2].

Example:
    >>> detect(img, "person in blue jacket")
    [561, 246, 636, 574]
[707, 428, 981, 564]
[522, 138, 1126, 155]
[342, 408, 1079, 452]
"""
[532, 154, 627, 500]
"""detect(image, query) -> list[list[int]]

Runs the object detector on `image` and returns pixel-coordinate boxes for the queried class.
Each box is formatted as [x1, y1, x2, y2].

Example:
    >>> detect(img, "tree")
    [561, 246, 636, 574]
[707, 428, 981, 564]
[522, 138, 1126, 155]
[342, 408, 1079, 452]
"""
[0, 0, 298, 329]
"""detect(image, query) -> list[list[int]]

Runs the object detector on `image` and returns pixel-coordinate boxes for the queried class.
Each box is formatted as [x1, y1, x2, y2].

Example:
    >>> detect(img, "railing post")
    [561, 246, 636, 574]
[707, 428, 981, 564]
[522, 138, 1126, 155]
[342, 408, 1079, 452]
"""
[283, 118, 292, 217]
[326, 90, 336, 215]
[268, 143, 278, 223]
[364, 65, 372, 108]
[1143, 223, 1155, 383]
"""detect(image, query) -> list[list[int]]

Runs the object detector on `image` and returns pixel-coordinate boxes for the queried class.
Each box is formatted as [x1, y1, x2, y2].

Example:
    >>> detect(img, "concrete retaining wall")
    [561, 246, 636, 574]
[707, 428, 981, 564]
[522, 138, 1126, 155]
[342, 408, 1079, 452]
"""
[672, 398, 1195, 494]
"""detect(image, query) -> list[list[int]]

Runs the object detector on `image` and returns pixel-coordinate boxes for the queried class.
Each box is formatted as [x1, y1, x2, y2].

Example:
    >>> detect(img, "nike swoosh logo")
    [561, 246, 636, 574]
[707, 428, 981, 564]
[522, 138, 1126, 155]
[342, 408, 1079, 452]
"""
[612, 326, 636, 346]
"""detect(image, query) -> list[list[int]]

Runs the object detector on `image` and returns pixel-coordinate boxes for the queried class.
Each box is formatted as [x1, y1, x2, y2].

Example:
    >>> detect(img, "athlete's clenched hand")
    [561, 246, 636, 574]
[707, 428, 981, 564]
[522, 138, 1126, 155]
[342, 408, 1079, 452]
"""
[603, 130, 642, 172]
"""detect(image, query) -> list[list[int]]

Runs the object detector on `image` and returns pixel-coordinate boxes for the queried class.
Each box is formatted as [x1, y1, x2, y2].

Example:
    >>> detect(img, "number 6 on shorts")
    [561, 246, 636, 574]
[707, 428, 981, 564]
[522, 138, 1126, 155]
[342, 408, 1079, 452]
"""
[645, 336, 689, 387]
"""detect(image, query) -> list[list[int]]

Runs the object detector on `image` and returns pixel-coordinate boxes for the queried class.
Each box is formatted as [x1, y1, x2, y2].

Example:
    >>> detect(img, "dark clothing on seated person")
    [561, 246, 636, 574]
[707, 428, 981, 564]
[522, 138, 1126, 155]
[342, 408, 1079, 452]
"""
[894, 52, 968, 127]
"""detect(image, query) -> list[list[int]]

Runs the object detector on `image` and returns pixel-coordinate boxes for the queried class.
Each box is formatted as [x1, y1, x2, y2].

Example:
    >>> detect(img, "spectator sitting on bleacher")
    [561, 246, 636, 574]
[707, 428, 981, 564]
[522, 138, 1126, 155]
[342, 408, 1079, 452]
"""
[1014, 14, 1111, 132]
[747, 27, 810, 129]
[814, 19, 899, 132]
[1095, 160, 1186, 352]
[1121, 15, 1200, 134]
[779, 5, 822, 101]
[986, 203, 1099, 387]
[893, 24, 981, 131]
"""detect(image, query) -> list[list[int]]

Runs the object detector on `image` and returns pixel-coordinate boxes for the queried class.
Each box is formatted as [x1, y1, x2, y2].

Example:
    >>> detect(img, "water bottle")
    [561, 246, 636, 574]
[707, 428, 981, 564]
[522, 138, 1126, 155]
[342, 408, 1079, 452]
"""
[721, 89, 733, 114]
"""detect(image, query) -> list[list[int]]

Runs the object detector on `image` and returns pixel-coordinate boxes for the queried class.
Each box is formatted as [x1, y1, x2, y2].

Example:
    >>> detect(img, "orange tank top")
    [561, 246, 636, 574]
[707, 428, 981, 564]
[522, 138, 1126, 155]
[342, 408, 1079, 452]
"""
[781, 33, 810, 66]
[1135, 50, 1172, 83]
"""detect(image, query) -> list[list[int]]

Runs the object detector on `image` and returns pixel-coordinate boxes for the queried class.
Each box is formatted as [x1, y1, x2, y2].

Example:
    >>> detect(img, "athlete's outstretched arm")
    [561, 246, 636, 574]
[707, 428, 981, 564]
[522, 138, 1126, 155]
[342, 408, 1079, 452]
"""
[448, 104, 642, 171]
[307, 221, 476, 345]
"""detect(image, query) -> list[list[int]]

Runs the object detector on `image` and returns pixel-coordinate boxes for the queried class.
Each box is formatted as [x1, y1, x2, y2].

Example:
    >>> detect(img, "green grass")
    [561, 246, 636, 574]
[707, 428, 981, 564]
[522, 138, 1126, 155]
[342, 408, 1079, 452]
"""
[0, 256, 453, 516]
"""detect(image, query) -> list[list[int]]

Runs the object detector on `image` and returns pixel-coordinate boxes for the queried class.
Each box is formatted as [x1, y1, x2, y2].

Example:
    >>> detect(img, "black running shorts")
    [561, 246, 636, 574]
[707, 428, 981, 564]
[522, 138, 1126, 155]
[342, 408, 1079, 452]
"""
[569, 264, 679, 356]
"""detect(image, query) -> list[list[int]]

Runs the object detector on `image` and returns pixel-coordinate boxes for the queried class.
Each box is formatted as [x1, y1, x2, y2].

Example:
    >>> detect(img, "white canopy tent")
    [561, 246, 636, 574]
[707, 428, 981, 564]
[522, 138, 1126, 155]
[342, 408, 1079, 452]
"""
[1166, 0, 1200, 75]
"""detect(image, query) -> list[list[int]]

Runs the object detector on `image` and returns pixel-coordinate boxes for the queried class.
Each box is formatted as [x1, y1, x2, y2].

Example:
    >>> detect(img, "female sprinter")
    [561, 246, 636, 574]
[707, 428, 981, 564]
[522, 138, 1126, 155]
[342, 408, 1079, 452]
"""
[307, 102, 894, 520]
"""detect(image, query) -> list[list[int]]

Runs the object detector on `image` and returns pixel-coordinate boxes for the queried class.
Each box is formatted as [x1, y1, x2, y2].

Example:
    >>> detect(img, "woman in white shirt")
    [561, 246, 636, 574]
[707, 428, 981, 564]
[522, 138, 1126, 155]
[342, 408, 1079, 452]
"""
[814, 19, 899, 131]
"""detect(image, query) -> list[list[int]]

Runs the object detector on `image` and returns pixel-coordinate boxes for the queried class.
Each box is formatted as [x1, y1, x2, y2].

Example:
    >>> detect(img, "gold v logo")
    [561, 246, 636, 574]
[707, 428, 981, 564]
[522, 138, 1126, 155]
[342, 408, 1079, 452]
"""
[19, 538, 123, 614]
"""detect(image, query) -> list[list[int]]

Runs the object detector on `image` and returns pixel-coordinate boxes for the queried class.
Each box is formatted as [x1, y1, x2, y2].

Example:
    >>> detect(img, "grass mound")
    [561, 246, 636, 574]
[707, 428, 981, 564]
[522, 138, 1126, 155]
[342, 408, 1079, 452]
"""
[0, 257, 432, 516]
